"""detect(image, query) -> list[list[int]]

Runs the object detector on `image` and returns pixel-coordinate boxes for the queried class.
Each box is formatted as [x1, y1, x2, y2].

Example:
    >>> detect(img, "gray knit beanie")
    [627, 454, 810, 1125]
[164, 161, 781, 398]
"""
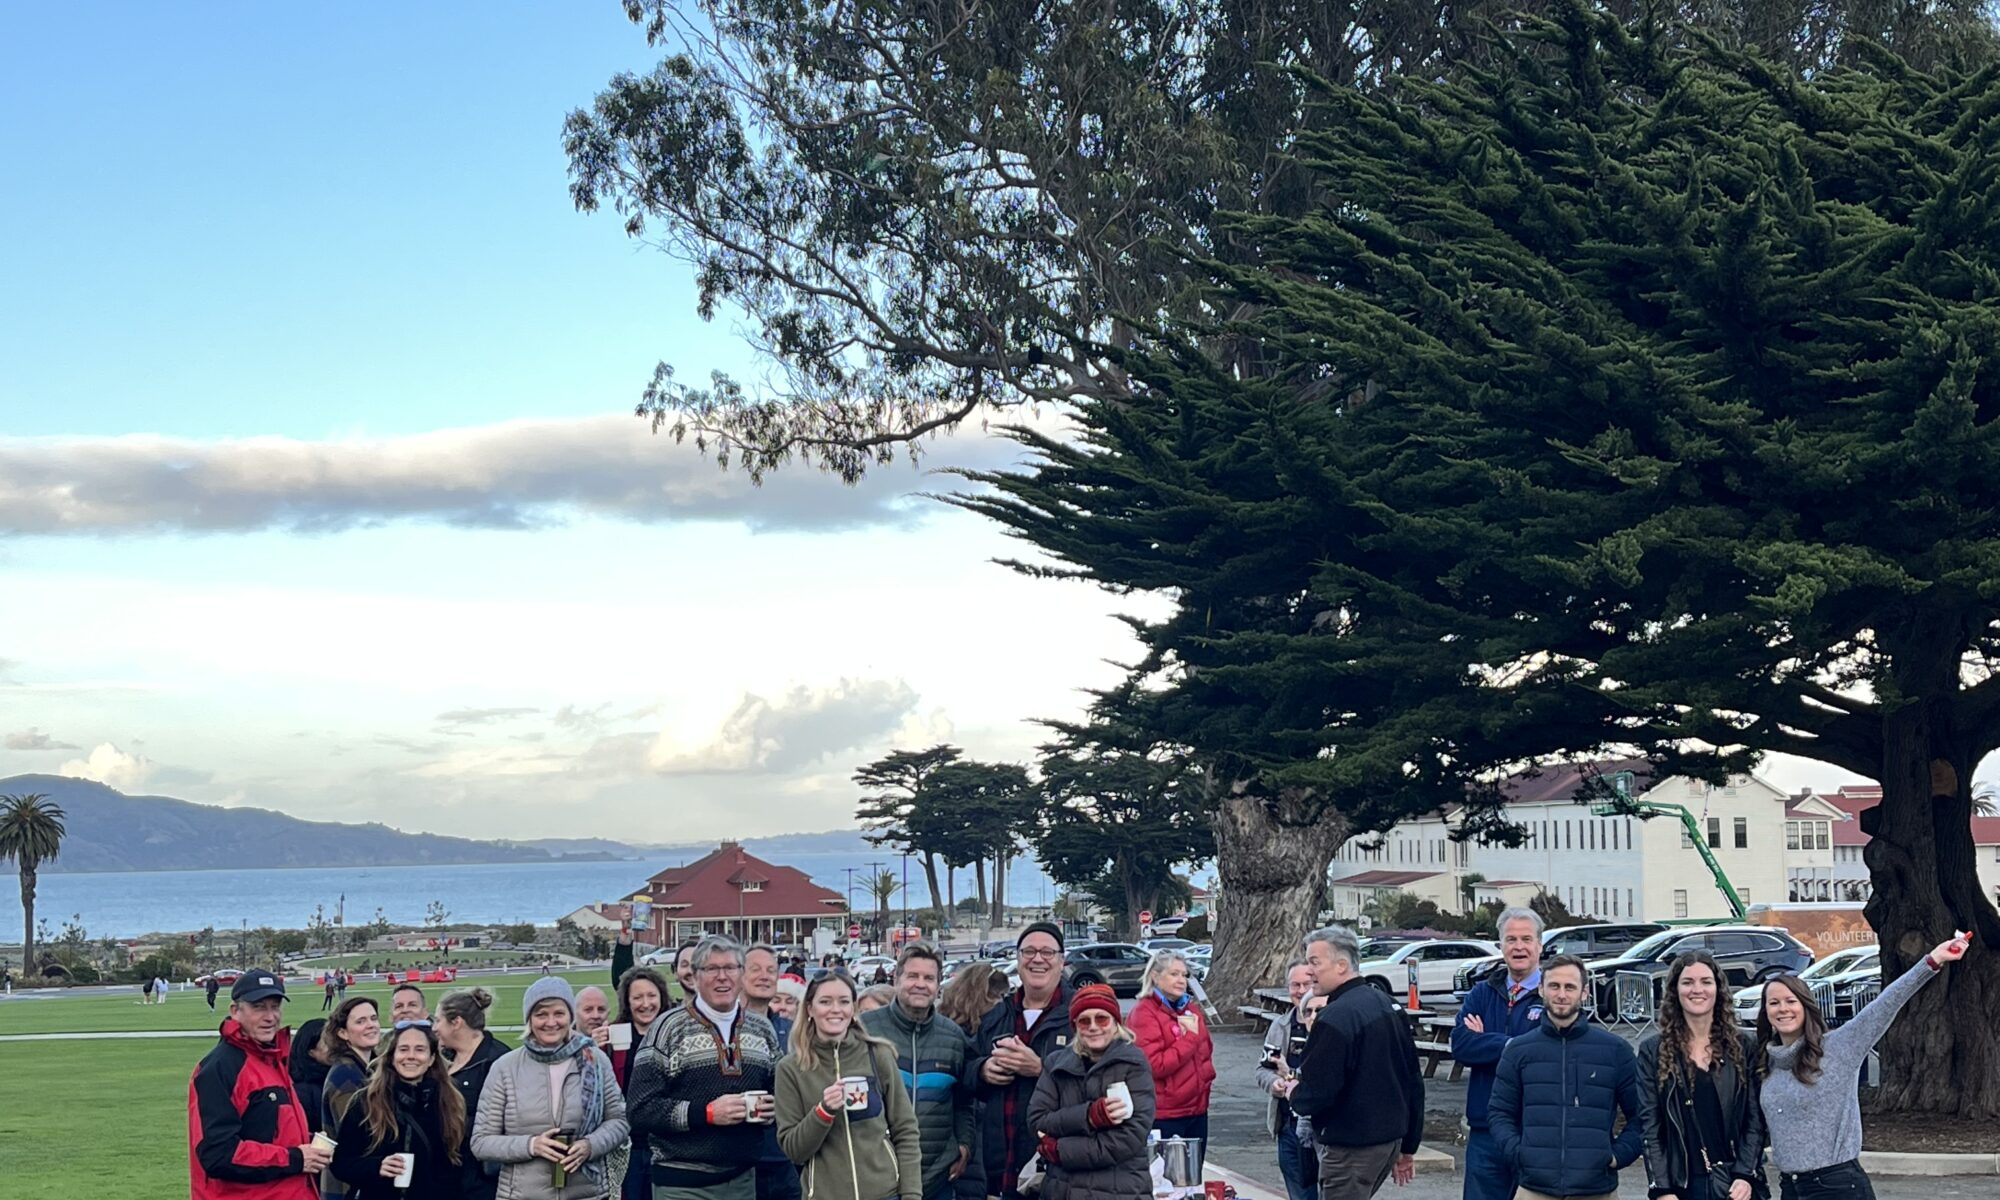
[523, 975, 576, 1024]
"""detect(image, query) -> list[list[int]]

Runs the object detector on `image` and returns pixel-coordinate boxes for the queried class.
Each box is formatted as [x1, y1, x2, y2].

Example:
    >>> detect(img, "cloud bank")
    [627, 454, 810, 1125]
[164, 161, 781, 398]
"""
[0, 414, 1040, 537]
[5, 728, 79, 751]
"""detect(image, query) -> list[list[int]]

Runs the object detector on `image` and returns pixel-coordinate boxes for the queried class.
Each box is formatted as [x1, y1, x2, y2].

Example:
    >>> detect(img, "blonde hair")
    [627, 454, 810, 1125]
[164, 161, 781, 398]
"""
[1141, 949, 1192, 996]
[787, 973, 896, 1070]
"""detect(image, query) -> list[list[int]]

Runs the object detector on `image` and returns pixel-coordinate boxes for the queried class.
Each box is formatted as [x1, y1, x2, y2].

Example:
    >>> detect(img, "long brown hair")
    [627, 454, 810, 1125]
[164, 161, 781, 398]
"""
[787, 973, 894, 1070]
[617, 966, 672, 1031]
[938, 963, 1007, 1034]
[314, 996, 379, 1068]
[360, 1024, 465, 1162]
[1656, 952, 1744, 1087]
[1754, 974, 1827, 1085]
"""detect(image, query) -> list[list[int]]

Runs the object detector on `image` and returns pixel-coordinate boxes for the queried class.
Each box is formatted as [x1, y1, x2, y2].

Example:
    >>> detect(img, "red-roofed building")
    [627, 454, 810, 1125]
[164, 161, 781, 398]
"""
[614, 842, 847, 948]
[1812, 786, 2000, 907]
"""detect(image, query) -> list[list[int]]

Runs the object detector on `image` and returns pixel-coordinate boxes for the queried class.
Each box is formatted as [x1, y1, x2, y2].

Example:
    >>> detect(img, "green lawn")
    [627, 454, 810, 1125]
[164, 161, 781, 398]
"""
[294, 949, 547, 969]
[0, 1038, 193, 1194]
[0, 970, 630, 1036]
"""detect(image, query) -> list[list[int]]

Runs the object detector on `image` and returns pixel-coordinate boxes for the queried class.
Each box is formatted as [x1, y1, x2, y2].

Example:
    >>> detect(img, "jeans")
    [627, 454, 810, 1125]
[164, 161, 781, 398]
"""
[1314, 1140, 1399, 1200]
[757, 1158, 802, 1200]
[1778, 1161, 1875, 1200]
[1277, 1118, 1319, 1200]
[1461, 1130, 1515, 1200]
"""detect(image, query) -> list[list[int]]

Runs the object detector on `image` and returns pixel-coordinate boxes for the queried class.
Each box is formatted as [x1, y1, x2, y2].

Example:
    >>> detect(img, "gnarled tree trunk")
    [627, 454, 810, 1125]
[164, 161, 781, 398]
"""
[1862, 749, 2000, 1116]
[1204, 783, 1348, 1020]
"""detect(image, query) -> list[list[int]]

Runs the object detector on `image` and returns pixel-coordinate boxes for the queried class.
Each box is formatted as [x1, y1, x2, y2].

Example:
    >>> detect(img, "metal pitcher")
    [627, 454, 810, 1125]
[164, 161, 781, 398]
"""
[1155, 1136, 1205, 1187]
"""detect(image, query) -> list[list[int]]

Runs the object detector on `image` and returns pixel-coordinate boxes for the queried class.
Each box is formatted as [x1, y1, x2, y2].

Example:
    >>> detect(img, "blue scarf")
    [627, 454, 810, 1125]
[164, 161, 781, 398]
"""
[1155, 988, 1192, 1014]
[523, 1032, 607, 1189]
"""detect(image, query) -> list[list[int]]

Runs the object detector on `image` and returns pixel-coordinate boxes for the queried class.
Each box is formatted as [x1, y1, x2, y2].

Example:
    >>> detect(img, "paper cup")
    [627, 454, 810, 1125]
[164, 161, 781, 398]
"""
[1106, 1080, 1131, 1116]
[311, 1132, 337, 1154]
[841, 1075, 870, 1110]
[393, 1153, 414, 1187]
[743, 1089, 772, 1122]
[609, 1022, 634, 1051]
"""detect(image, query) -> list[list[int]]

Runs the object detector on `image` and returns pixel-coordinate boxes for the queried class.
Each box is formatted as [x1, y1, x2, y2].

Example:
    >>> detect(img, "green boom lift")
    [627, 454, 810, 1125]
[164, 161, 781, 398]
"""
[1587, 780, 1747, 921]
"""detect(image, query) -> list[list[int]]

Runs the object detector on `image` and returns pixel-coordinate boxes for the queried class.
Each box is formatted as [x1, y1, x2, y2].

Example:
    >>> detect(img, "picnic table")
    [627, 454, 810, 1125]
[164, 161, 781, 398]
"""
[1411, 1014, 1463, 1080]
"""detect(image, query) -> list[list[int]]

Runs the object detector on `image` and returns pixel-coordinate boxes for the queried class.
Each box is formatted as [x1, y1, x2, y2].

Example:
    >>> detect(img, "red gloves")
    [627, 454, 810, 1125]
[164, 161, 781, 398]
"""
[1038, 1135, 1061, 1165]
[1086, 1098, 1115, 1129]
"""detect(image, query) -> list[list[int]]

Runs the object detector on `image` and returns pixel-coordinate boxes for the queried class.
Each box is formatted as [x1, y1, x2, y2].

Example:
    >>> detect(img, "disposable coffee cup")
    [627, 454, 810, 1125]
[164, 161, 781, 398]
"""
[841, 1075, 869, 1110]
[1105, 1081, 1131, 1120]
[393, 1153, 414, 1188]
[743, 1089, 772, 1122]
[311, 1132, 337, 1154]
[608, 1022, 634, 1051]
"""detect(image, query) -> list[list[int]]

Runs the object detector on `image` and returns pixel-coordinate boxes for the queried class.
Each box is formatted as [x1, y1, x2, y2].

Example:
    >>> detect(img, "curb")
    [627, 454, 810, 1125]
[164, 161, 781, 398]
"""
[1858, 1151, 2000, 1177]
[1205, 1145, 1455, 1200]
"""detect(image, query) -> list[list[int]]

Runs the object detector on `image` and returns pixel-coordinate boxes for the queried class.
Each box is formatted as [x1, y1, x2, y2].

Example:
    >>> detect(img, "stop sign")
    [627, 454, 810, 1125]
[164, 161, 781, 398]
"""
[1138, 910, 1153, 927]
[847, 923, 861, 938]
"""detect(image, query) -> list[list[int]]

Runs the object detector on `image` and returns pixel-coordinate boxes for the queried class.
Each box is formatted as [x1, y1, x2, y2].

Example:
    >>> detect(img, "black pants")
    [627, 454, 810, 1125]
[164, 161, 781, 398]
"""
[1155, 1113, 1208, 1142]
[1778, 1161, 1875, 1200]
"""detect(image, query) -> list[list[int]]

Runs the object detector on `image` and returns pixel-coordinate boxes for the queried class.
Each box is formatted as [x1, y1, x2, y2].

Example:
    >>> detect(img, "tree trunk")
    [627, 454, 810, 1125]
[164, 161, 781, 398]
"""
[19, 866, 36, 979]
[947, 864, 956, 914]
[992, 853, 1009, 928]
[1861, 730, 2000, 1116]
[1204, 784, 1349, 1020]
[974, 859, 988, 912]
[922, 852, 944, 913]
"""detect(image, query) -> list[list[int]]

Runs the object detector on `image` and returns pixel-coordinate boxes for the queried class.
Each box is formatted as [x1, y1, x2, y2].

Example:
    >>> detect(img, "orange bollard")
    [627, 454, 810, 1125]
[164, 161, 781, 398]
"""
[1406, 962, 1421, 1011]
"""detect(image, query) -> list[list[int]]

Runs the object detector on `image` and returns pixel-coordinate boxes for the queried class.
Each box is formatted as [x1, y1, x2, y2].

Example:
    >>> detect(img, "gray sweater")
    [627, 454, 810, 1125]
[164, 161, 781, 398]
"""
[1758, 957, 1938, 1173]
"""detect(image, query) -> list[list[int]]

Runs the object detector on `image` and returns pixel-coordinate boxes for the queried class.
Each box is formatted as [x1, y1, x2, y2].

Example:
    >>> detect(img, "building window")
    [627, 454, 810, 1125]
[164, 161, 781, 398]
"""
[741, 881, 763, 893]
[1707, 817, 1722, 848]
[1816, 824, 1830, 850]
[1786, 821, 1801, 850]
[1674, 889, 1689, 918]
[1734, 817, 1748, 849]
[1627, 888, 1635, 916]
[1681, 824, 1693, 849]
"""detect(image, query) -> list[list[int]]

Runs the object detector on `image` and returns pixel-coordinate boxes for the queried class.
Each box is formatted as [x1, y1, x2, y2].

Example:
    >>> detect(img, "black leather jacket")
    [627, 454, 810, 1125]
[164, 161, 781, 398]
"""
[1635, 1031, 1768, 1200]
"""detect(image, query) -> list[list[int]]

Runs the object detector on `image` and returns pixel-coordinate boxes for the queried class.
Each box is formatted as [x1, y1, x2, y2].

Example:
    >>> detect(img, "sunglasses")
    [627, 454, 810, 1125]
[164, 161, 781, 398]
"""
[393, 1019, 433, 1032]
[1074, 1012, 1118, 1030]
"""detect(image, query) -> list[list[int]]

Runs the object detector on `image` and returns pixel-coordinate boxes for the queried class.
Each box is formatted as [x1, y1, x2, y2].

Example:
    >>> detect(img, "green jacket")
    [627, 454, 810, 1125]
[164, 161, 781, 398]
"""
[775, 1028, 923, 1200]
[860, 1004, 974, 1200]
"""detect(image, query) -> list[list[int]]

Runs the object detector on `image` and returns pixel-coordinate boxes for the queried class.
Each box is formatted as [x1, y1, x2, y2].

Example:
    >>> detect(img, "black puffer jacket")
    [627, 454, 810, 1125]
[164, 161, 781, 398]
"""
[330, 1077, 461, 1200]
[1025, 1042, 1156, 1200]
[291, 1019, 331, 1136]
[1636, 1032, 1768, 1200]
[448, 1032, 510, 1200]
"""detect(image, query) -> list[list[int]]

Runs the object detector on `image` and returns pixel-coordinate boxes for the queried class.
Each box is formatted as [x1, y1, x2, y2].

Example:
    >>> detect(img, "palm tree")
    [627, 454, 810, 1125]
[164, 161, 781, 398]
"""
[0, 794, 67, 980]
[868, 870, 901, 939]
[1973, 782, 1999, 817]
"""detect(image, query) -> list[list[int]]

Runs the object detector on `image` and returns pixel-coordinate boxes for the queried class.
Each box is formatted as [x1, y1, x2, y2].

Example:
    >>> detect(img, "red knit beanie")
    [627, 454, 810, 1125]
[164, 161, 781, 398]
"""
[1068, 983, 1120, 1026]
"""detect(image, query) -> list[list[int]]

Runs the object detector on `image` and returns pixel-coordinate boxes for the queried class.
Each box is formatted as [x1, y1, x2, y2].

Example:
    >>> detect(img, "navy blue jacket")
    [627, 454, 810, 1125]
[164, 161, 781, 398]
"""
[1488, 1015, 1642, 1198]
[1450, 970, 1545, 1131]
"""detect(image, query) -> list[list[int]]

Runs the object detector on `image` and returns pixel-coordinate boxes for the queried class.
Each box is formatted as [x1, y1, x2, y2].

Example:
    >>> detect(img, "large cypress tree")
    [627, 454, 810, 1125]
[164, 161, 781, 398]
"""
[966, 5, 2000, 1112]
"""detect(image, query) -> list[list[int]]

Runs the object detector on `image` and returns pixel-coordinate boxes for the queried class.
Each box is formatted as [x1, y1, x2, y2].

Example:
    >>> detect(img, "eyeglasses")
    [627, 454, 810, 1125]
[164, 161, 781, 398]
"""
[1017, 949, 1062, 962]
[1074, 1012, 1117, 1030]
[699, 964, 744, 976]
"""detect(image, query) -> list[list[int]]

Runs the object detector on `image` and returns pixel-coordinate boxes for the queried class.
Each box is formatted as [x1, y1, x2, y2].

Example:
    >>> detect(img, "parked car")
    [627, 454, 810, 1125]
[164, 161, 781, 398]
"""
[849, 955, 896, 979]
[1730, 946, 1878, 1026]
[1138, 937, 1197, 954]
[1183, 945, 1212, 980]
[979, 940, 1018, 959]
[1358, 933, 1437, 959]
[1452, 922, 1669, 998]
[1063, 942, 1152, 997]
[1357, 939, 1500, 1000]
[1148, 915, 1189, 936]
[1586, 925, 1813, 1014]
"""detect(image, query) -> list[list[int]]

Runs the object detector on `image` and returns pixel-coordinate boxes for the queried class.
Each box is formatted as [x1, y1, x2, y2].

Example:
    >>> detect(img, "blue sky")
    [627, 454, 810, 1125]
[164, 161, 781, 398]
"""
[0, 4, 1144, 840]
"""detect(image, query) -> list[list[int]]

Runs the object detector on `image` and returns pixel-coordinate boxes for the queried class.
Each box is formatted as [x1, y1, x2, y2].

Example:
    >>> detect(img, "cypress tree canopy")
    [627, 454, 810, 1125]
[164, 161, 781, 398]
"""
[961, 3, 2000, 1112]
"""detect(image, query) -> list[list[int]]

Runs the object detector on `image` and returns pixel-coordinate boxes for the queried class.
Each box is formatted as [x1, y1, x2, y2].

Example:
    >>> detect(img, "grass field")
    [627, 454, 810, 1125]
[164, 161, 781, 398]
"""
[0, 969, 647, 1035]
[0, 967, 682, 1194]
[294, 948, 546, 969]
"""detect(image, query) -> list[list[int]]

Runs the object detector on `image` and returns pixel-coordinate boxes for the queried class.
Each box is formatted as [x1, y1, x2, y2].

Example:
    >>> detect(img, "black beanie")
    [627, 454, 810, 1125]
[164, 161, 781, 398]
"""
[1017, 921, 1065, 951]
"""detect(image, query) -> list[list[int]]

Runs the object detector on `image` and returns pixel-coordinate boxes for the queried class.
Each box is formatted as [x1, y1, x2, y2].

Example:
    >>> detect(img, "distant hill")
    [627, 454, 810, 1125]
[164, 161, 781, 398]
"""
[0, 775, 624, 873]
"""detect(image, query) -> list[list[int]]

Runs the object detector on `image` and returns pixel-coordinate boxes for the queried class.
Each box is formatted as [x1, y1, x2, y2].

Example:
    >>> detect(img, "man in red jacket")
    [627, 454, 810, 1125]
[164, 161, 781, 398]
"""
[188, 969, 327, 1200]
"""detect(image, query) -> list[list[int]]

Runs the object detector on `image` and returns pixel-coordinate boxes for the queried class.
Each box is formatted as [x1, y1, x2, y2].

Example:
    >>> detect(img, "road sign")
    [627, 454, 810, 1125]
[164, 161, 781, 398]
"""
[848, 923, 862, 939]
[1138, 909, 1152, 927]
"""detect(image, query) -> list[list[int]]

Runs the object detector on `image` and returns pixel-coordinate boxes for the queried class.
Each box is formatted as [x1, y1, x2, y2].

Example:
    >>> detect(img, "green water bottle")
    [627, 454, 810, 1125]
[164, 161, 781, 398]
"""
[551, 1128, 575, 1187]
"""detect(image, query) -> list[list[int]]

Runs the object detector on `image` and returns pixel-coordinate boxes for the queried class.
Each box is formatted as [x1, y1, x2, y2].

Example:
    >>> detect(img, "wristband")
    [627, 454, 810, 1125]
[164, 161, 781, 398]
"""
[704, 1099, 717, 1124]
[814, 1103, 836, 1124]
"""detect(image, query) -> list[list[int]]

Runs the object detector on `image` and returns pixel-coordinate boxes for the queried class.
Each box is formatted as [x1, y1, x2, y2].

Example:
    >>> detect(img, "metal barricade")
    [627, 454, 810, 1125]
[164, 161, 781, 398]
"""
[1613, 970, 1657, 1026]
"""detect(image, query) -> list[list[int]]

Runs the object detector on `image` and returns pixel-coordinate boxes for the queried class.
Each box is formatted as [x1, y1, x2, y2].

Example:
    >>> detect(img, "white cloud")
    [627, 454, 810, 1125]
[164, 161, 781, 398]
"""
[0, 414, 1050, 538]
[647, 679, 921, 774]
[4, 727, 79, 751]
[58, 742, 154, 790]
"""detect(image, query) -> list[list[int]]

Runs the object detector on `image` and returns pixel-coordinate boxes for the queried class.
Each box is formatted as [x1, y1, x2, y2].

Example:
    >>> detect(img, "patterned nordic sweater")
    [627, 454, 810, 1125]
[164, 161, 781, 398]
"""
[626, 1001, 781, 1186]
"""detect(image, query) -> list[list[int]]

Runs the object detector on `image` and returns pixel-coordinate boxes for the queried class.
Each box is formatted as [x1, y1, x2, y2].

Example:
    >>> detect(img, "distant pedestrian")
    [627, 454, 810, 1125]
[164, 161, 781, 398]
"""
[436, 986, 510, 1200]
[329, 1021, 466, 1199]
[1287, 926, 1423, 1200]
[1488, 955, 1642, 1200]
[1637, 952, 1766, 1200]
[1131, 948, 1215, 1143]
[1756, 932, 1969, 1200]
[1451, 907, 1548, 1200]
[470, 976, 630, 1200]
[188, 968, 324, 1200]
[1256, 960, 1319, 1200]
[143, 976, 155, 1005]
[207, 975, 222, 1011]
[1024, 983, 1154, 1200]
[324, 977, 337, 1012]
[158, 974, 171, 1004]
[336, 971, 349, 1001]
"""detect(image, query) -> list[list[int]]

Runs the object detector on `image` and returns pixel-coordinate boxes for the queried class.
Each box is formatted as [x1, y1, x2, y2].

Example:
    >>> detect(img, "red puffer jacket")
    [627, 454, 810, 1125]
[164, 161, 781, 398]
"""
[189, 1020, 316, 1200]
[1128, 993, 1216, 1119]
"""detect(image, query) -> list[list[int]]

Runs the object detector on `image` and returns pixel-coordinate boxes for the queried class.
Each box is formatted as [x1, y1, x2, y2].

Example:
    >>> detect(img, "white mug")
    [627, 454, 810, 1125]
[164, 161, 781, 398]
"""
[608, 1023, 634, 1051]
[1105, 1081, 1131, 1121]
[841, 1075, 870, 1111]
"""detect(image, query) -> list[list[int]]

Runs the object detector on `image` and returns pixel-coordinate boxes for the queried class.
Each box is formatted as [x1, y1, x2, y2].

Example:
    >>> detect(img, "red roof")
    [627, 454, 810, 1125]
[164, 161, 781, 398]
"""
[636, 842, 845, 919]
[1814, 787, 2000, 847]
[1336, 869, 1445, 887]
[1496, 757, 1655, 806]
[1476, 879, 1539, 887]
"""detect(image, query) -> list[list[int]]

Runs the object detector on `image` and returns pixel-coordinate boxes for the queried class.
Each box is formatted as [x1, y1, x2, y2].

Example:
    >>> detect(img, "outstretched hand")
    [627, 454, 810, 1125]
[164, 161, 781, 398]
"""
[1931, 931, 1972, 964]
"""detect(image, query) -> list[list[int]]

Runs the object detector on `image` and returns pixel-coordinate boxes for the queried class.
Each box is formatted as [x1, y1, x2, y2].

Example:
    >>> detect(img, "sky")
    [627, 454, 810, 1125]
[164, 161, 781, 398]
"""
[0, 5, 1891, 848]
[0, 4, 1147, 841]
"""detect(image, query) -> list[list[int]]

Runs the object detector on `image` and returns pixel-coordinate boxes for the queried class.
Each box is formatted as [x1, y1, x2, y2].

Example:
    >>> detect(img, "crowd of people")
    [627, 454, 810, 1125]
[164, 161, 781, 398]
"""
[187, 913, 1971, 1200]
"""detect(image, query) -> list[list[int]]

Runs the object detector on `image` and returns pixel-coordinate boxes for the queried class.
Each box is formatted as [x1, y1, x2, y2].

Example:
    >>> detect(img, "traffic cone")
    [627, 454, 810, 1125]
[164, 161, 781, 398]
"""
[1406, 964, 1420, 1011]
